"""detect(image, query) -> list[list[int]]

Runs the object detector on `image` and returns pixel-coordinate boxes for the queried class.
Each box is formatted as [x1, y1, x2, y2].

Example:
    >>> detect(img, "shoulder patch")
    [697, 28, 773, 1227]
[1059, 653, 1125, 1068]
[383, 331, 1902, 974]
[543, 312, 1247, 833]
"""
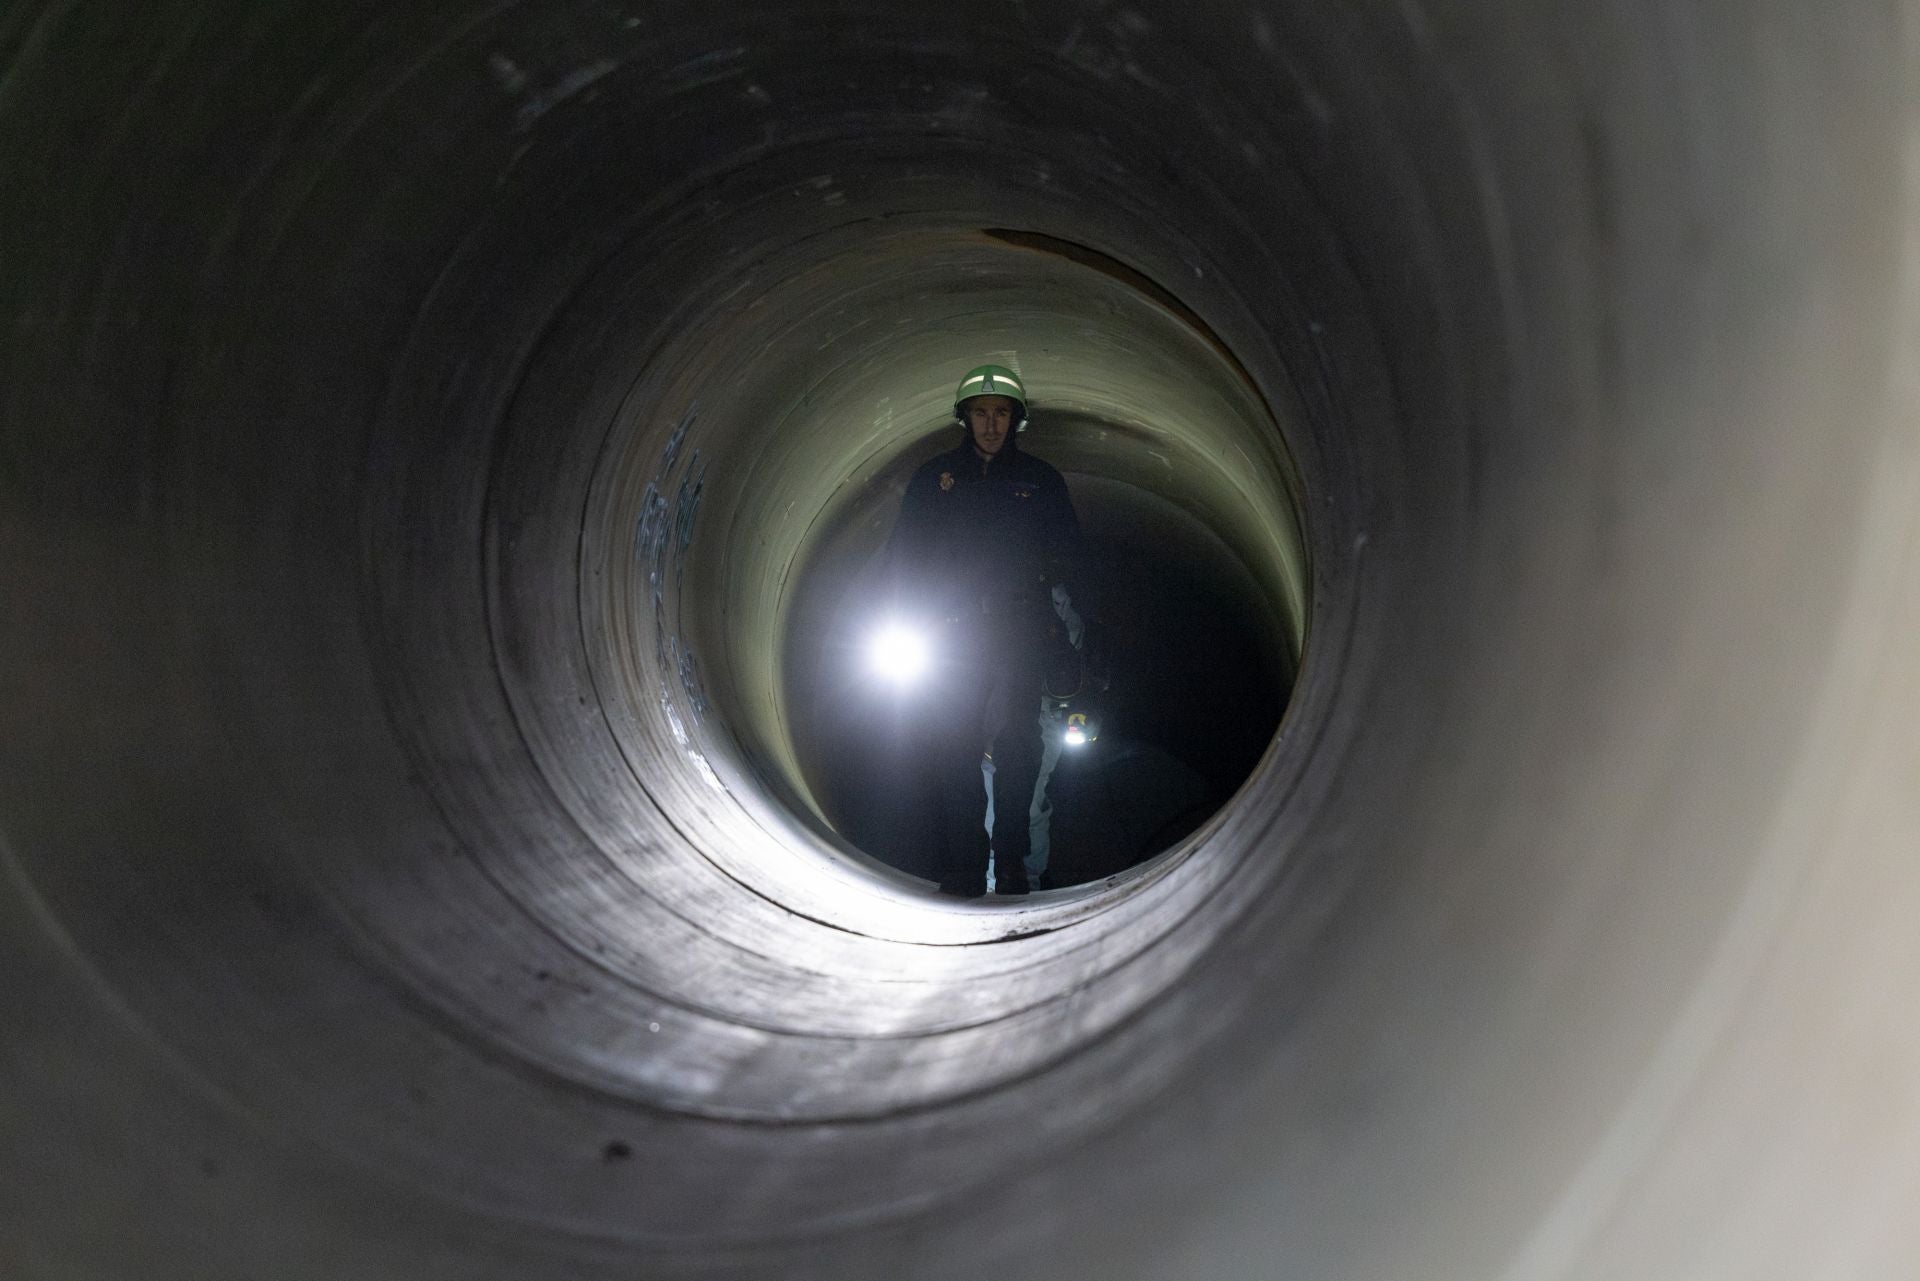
[938, 471, 955, 492]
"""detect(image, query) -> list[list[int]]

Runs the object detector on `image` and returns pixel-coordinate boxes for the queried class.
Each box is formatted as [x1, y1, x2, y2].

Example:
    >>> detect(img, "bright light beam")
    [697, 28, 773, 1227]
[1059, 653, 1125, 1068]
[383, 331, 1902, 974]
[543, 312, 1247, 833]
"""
[1063, 712, 1095, 748]
[868, 623, 931, 685]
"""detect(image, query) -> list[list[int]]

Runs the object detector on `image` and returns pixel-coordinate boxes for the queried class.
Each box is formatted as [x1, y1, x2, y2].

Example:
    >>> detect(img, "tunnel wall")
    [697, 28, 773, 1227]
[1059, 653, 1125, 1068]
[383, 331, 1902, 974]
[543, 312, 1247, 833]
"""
[3, 3, 1919, 1280]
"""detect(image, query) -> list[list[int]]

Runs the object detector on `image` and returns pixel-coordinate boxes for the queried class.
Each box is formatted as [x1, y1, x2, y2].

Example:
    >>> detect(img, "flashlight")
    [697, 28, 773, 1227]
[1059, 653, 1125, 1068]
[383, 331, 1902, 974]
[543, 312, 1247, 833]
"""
[868, 622, 931, 685]
[1063, 712, 1096, 747]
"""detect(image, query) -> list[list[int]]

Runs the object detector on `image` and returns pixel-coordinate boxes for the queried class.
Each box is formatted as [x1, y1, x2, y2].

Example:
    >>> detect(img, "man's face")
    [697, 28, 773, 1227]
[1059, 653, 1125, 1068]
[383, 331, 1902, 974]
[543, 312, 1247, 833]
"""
[965, 395, 1016, 458]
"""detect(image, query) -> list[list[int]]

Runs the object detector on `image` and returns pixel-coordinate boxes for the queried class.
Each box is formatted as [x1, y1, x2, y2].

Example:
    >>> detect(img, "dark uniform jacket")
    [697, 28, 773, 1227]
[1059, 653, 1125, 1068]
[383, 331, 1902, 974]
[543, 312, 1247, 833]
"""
[883, 436, 1082, 630]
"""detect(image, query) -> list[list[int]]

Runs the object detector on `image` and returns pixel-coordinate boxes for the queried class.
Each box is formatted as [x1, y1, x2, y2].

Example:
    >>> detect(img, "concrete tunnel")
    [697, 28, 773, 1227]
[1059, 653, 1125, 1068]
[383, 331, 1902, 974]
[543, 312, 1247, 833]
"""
[3, 3, 1919, 1279]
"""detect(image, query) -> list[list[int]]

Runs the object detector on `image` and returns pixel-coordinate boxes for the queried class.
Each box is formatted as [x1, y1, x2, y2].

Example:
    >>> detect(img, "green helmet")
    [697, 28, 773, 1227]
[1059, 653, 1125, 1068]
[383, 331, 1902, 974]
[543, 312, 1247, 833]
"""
[953, 364, 1029, 430]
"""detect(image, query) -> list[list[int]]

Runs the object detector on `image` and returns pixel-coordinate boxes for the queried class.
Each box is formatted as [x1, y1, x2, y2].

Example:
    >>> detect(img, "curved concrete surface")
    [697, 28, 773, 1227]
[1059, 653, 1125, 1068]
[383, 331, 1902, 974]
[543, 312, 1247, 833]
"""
[3, 3, 1918, 1279]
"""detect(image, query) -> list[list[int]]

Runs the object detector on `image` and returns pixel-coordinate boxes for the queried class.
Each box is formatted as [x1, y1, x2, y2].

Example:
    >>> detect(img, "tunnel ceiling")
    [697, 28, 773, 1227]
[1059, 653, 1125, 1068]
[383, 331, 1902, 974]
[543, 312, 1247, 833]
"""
[4, 3, 1919, 1281]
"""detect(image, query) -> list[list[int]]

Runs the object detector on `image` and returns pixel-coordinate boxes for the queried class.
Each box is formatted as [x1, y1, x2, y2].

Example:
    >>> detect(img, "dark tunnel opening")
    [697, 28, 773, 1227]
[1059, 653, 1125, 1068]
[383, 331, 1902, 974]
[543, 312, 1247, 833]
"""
[4, 4, 1918, 1281]
[770, 278, 1306, 892]
[791, 437, 1296, 889]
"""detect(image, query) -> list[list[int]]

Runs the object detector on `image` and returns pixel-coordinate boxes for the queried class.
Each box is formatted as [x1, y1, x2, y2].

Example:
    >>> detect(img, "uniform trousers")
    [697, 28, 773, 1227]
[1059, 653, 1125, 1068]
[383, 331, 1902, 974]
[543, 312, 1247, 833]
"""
[917, 612, 1047, 895]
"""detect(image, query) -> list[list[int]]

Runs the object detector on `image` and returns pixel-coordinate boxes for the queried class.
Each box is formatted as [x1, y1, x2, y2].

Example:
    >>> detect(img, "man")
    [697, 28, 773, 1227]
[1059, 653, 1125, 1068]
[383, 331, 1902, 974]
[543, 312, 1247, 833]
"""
[882, 364, 1083, 897]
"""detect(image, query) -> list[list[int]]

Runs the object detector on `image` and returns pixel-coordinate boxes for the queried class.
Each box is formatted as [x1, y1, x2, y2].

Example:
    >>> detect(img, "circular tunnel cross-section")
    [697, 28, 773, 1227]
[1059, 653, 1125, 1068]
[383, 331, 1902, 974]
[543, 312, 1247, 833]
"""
[556, 219, 1310, 899]
[4, 4, 1920, 1281]
[392, 104, 1322, 1130]
[758, 230, 1307, 892]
